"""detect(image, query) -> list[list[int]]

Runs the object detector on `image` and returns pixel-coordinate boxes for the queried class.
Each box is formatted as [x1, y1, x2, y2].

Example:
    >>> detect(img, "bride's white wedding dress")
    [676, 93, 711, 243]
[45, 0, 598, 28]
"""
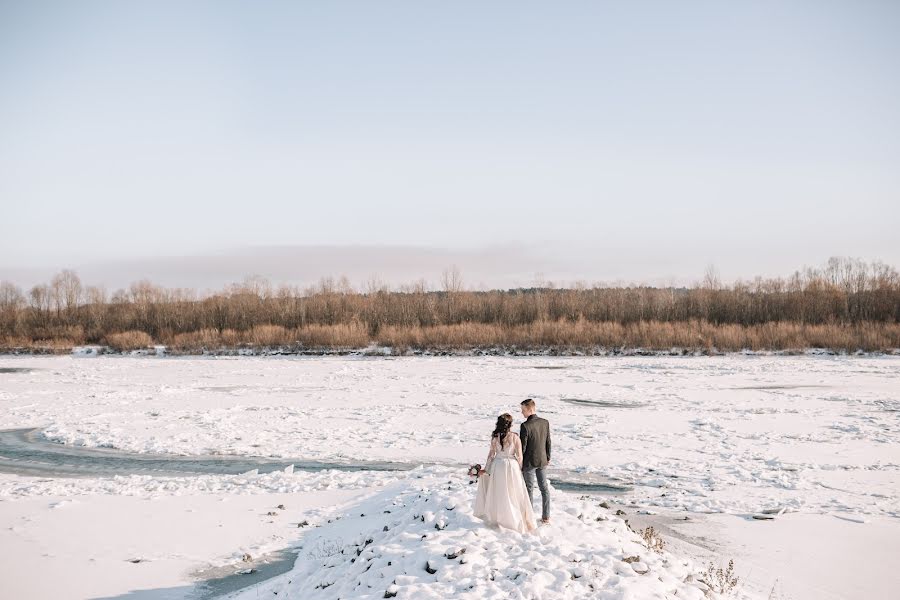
[473, 432, 536, 533]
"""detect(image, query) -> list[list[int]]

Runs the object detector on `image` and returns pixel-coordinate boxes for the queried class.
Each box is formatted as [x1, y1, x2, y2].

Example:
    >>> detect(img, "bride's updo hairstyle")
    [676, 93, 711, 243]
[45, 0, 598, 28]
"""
[492, 413, 513, 440]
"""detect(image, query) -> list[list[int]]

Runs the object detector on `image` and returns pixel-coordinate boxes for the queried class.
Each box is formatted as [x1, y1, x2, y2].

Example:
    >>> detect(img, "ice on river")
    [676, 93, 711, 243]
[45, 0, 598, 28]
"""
[3, 354, 897, 518]
[0, 354, 898, 599]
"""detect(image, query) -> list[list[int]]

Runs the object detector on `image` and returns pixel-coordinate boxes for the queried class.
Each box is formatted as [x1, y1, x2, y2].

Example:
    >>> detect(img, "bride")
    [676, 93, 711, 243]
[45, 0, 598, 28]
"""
[473, 413, 536, 533]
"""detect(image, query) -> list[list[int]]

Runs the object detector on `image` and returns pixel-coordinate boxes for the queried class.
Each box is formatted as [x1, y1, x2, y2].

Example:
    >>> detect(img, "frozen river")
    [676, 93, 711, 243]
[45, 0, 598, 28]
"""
[0, 354, 897, 599]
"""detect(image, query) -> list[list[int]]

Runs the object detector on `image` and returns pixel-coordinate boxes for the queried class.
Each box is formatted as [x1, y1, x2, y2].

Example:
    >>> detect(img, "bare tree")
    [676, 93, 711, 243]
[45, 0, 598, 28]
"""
[0, 281, 24, 310]
[703, 264, 721, 290]
[441, 266, 464, 324]
[441, 266, 463, 294]
[1, 257, 899, 351]
[28, 284, 51, 326]
[0, 282, 25, 336]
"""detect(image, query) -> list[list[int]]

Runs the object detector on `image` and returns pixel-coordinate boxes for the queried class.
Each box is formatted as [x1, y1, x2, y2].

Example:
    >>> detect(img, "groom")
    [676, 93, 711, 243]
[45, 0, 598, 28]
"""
[519, 398, 551, 524]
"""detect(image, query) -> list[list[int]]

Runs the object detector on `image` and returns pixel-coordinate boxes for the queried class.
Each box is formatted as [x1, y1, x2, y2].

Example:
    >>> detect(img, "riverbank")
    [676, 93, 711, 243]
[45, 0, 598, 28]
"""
[1, 342, 898, 358]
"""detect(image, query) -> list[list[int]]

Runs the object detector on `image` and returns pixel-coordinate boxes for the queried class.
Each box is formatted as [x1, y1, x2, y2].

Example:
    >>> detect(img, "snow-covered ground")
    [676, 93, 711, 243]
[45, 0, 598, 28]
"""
[0, 354, 897, 599]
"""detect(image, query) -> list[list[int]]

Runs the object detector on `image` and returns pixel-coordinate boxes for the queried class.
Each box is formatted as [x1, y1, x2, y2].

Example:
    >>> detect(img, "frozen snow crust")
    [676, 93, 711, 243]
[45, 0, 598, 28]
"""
[5, 354, 896, 520]
[1, 354, 897, 599]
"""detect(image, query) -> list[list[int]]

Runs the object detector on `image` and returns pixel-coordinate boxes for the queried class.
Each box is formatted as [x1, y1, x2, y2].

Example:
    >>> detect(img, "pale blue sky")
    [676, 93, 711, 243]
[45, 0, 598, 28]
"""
[1, 1, 898, 287]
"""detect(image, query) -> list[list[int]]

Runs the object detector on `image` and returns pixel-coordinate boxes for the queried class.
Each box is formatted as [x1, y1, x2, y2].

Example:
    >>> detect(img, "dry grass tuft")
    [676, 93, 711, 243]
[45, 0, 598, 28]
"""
[700, 559, 740, 595]
[639, 526, 666, 554]
[245, 325, 291, 347]
[295, 322, 369, 348]
[167, 328, 222, 351]
[106, 330, 153, 351]
[7, 319, 899, 354]
[372, 320, 900, 352]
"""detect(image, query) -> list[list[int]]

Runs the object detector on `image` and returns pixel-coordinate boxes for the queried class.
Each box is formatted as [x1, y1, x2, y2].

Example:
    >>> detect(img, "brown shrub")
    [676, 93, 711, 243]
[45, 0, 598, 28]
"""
[375, 319, 900, 352]
[28, 325, 86, 345]
[0, 335, 31, 348]
[220, 328, 242, 346]
[1, 337, 77, 352]
[295, 322, 369, 348]
[245, 324, 291, 347]
[106, 330, 153, 351]
[168, 328, 222, 351]
[35, 320, 900, 354]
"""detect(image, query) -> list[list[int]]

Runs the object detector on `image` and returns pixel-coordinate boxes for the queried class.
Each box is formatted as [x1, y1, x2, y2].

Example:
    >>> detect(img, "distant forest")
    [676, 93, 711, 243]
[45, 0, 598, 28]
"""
[1, 257, 898, 353]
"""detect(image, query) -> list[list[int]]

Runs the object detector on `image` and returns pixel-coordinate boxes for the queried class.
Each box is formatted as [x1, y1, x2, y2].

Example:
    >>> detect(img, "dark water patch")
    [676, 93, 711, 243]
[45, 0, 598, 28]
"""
[196, 385, 331, 394]
[92, 549, 300, 599]
[729, 384, 831, 391]
[192, 548, 298, 599]
[546, 469, 632, 494]
[0, 367, 36, 374]
[0, 429, 631, 497]
[0, 428, 417, 478]
[195, 385, 247, 393]
[551, 479, 632, 493]
[561, 398, 647, 409]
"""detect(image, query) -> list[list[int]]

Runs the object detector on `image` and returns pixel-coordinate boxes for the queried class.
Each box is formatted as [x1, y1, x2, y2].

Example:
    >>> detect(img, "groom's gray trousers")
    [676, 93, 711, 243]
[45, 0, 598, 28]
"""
[523, 467, 550, 520]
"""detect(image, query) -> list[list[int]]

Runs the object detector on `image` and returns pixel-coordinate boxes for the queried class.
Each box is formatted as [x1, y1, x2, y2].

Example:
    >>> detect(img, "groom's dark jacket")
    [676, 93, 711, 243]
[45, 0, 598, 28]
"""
[520, 414, 551, 469]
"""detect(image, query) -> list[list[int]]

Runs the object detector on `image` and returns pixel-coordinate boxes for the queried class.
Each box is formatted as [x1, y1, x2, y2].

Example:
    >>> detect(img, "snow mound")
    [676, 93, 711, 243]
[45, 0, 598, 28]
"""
[228, 468, 715, 600]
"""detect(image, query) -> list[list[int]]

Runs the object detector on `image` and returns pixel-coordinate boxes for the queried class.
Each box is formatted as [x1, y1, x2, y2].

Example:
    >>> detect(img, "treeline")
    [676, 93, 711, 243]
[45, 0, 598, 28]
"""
[1, 257, 898, 353]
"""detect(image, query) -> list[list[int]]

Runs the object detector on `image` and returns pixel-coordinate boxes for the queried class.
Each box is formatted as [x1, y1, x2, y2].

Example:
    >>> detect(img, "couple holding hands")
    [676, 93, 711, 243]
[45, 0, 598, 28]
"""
[473, 398, 551, 534]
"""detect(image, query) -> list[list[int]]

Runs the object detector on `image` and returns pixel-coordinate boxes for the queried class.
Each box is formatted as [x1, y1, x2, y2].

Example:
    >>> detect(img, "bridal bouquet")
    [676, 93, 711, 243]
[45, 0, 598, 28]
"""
[467, 463, 483, 479]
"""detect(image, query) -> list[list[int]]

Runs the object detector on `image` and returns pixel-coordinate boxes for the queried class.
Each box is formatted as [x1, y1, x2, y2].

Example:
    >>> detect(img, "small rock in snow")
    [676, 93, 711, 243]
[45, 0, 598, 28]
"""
[631, 561, 649, 574]
[444, 548, 466, 560]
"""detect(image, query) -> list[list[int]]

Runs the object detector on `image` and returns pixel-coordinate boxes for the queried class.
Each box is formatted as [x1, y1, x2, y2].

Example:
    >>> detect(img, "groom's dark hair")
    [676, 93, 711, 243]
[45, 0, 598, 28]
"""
[521, 398, 536, 410]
